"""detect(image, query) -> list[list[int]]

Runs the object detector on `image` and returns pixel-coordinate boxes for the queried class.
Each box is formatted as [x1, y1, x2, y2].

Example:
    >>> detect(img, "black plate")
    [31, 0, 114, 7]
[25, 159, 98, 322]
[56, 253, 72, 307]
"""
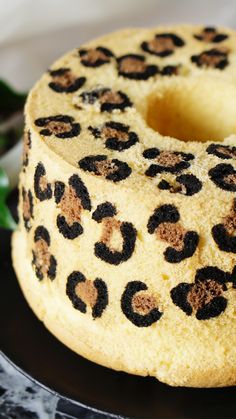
[1, 194, 236, 419]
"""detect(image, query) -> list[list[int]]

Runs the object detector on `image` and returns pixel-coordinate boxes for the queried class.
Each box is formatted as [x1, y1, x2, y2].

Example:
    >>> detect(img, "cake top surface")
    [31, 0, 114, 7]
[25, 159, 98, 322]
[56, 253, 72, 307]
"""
[26, 25, 236, 183]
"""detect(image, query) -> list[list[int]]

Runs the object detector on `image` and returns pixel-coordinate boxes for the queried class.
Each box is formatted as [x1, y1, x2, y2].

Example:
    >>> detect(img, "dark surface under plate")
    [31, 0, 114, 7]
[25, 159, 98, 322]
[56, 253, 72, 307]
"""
[0, 194, 236, 419]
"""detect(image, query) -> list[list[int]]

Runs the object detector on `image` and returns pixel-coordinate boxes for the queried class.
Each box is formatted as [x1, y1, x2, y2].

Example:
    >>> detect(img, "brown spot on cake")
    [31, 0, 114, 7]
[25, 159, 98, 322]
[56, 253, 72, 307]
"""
[170, 266, 231, 320]
[156, 151, 182, 167]
[117, 54, 158, 80]
[39, 175, 49, 191]
[223, 201, 236, 235]
[49, 68, 86, 93]
[22, 130, 31, 167]
[212, 199, 236, 253]
[89, 121, 139, 151]
[187, 280, 224, 311]
[95, 160, 117, 177]
[99, 90, 123, 105]
[149, 36, 175, 53]
[34, 239, 51, 277]
[132, 292, 157, 315]
[75, 280, 98, 307]
[224, 173, 236, 185]
[79, 46, 114, 67]
[101, 218, 122, 251]
[47, 120, 71, 134]
[120, 56, 146, 73]
[32, 226, 57, 281]
[194, 27, 229, 43]
[156, 222, 186, 251]
[34, 115, 81, 138]
[141, 33, 185, 57]
[102, 126, 129, 142]
[191, 48, 229, 69]
[59, 186, 82, 225]
[83, 49, 108, 63]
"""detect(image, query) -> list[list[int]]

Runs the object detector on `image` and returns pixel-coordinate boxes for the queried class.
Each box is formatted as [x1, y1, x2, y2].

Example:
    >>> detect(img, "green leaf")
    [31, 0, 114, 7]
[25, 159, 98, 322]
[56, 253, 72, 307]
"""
[0, 134, 7, 146]
[0, 167, 16, 230]
[0, 79, 27, 116]
[0, 134, 8, 154]
[0, 201, 16, 230]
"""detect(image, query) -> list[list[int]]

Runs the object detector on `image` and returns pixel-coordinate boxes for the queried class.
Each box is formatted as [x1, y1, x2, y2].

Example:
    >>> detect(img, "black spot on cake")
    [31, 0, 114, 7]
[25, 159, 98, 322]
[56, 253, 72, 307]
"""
[32, 226, 57, 281]
[212, 199, 236, 253]
[48, 68, 86, 93]
[80, 87, 132, 112]
[22, 187, 34, 231]
[231, 266, 236, 289]
[22, 130, 31, 167]
[170, 266, 232, 320]
[56, 215, 83, 240]
[66, 271, 108, 318]
[69, 174, 91, 210]
[161, 65, 180, 76]
[54, 174, 91, 240]
[34, 115, 81, 138]
[89, 121, 139, 151]
[54, 181, 65, 204]
[34, 225, 51, 244]
[121, 281, 162, 327]
[158, 174, 202, 196]
[141, 33, 185, 57]
[93, 203, 137, 265]
[209, 163, 236, 192]
[147, 204, 199, 263]
[79, 46, 114, 67]
[191, 48, 229, 69]
[143, 148, 194, 177]
[117, 54, 158, 80]
[207, 144, 236, 160]
[34, 162, 52, 201]
[92, 202, 117, 222]
[78, 155, 132, 182]
[194, 27, 229, 43]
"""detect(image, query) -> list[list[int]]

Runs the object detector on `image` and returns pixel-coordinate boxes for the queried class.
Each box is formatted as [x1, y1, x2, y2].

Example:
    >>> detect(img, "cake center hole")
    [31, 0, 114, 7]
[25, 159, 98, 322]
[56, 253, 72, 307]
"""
[146, 76, 236, 142]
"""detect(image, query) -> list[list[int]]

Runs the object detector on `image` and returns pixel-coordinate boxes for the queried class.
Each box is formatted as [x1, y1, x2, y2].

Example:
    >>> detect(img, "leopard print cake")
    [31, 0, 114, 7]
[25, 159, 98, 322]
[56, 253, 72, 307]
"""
[12, 25, 236, 387]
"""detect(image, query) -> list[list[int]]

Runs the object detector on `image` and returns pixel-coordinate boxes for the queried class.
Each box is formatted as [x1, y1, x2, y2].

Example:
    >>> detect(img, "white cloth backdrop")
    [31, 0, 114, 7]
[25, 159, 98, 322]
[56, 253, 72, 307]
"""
[1, 0, 236, 90]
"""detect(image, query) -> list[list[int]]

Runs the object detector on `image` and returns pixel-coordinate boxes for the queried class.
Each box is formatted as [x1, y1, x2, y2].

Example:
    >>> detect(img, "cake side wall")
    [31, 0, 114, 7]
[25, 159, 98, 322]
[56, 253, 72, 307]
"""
[13, 119, 236, 387]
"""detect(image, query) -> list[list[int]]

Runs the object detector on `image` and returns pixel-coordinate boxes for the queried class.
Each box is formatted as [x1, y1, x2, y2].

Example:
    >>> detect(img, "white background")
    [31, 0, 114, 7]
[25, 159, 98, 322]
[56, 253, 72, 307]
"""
[1, 0, 236, 90]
